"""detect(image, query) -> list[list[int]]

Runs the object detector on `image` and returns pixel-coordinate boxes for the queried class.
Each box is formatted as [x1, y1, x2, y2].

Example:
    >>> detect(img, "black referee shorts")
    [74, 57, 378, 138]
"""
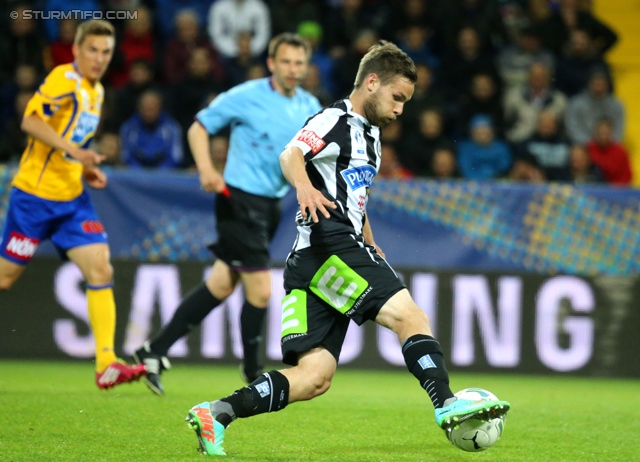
[208, 186, 282, 271]
[280, 241, 406, 366]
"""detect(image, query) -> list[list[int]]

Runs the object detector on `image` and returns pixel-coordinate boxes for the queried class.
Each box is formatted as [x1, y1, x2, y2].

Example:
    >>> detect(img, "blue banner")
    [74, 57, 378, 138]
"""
[1, 165, 639, 275]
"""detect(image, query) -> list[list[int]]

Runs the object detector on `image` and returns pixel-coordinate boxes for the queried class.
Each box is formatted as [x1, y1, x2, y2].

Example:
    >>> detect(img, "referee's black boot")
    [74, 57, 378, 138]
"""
[133, 341, 171, 395]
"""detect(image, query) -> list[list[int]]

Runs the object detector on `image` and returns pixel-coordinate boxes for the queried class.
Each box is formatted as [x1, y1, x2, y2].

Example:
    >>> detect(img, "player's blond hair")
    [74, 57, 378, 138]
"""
[74, 20, 115, 46]
[354, 40, 417, 89]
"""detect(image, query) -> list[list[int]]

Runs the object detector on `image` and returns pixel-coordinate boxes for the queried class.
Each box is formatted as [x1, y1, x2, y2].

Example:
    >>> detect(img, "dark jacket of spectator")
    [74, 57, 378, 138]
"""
[120, 112, 184, 169]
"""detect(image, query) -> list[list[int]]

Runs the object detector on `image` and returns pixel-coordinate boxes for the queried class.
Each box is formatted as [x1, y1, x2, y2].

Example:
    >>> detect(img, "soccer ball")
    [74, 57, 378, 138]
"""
[446, 388, 506, 452]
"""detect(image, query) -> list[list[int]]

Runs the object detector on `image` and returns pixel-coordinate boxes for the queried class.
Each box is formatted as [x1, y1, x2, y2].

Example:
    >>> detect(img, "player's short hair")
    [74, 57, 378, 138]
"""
[353, 40, 417, 89]
[74, 20, 115, 46]
[268, 32, 311, 59]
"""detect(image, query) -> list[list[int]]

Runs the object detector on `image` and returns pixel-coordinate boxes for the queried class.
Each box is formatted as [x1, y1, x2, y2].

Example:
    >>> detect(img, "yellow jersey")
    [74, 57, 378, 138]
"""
[13, 63, 104, 201]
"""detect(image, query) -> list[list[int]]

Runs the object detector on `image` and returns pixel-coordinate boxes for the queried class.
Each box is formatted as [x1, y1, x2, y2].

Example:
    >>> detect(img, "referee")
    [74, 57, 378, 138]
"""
[134, 33, 322, 395]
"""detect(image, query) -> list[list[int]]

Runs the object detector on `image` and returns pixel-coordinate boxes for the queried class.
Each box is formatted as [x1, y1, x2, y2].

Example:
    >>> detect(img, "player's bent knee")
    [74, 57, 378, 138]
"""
[304, 367, 334, 399]
[0, 277, 14, 291]
[85, 262, 113, 285]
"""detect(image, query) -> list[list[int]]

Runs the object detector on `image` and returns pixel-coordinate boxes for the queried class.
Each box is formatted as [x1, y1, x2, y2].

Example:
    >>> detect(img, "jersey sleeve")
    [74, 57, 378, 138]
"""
[24, 67, 78, 122]
[286, 108, 341, 162]
[194, 89, 242, 134]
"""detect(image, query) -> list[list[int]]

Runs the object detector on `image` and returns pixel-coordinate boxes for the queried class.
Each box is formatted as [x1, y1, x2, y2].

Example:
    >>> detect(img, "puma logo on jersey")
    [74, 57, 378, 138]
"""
[4, 232, 39, 260]
[341, 165, 376, 190]
[296, 129, 326, 154]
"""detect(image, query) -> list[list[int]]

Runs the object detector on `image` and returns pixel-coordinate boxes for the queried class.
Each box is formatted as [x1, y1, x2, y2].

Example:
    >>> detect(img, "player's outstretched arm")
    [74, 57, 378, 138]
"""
[187, 121, 226, 193]
[279, 146, 336, 223]
[21, 114, 104, 168]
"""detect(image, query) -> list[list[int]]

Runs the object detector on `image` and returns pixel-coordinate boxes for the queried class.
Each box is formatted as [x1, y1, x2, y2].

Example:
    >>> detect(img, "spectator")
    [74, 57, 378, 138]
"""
[323, 0, 376, 59]
[516, 111, 571, 181]
[223, 33, 264, 87]
[555, 29, 612, 97]
[109, 5, 156, 88]
[497, 26, 555, 92]
[246, 63, 268, 80]
[458, 115, 512, 180]
[0, 3, 46, 83]
[301, 63, 333, 107]
[442, 0, 510, 54]
[380, 119, 404, 151]
[209, 135, 229, 173]
[535, 0, 618, 57]
[378, 144, 414, 180]
[0, 64, 38, 130]
[430, 147, 460, 179]
[401, 109, 451, 177]
[43, 0, 101, 41]
[333, 28, 378, 98]
[163, 9, 226, 86]
[441, 26, 499, 102]
[0, 90, 31, 164]
[119, 90, 183, 169]
[207, 0, 271, 59]
[567, 143, 604, 183]
[297, 21, 336, 98]
[155, 0, 213, 40]
[565, 71, 624, 145]
[401, 63, 445, 134]
[170, 47, 224, 166]
[586, 119, 632, 185]
[507, 153, 546, 182]
[269, 0, 320, 36]
[94, 132, 122, 166]
[456, 73, 504, 138]
[398, 25, 440, 71]
[46, 18, 78, 69]
[383, 0, 442, 46]
[504, 62, 567, 143]
[103, 58, 156, 131]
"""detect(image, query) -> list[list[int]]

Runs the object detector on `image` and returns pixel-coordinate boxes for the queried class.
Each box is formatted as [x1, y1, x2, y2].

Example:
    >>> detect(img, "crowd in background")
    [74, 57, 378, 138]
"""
[0, 0, 632, 185]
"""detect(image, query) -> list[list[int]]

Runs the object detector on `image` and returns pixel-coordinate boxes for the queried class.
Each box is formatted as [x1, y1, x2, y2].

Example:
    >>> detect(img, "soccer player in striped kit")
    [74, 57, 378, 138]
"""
[185, 41, 510, 456]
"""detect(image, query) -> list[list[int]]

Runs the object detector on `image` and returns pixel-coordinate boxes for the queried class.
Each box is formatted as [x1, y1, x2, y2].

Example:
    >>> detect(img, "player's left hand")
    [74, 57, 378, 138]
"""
[83, 166, 107, 189]
[372, 243, 385, 259]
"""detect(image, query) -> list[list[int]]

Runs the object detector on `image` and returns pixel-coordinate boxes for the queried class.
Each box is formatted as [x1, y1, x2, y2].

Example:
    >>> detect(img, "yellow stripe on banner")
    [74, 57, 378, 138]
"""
[593, 0, 640, 186]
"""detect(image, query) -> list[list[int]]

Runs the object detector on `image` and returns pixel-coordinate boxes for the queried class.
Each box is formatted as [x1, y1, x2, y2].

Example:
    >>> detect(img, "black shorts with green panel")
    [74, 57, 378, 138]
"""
[280, 240, 406, 366]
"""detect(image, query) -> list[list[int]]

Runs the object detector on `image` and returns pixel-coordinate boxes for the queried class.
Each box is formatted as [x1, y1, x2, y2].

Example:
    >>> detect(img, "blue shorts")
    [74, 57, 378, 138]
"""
[0, 187, 108, 265]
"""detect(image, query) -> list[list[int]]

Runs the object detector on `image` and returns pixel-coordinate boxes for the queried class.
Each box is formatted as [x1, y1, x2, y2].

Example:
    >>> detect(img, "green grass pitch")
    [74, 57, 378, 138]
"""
[0, 360, 637, 461]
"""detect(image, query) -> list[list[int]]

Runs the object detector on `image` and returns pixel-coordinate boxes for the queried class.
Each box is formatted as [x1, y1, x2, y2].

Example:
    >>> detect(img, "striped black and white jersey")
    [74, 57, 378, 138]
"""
[285, 99, 381, 251]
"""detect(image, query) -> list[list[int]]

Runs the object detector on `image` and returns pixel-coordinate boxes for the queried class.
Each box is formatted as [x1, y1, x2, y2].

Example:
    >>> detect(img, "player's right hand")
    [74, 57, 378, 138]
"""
[73, 148, 104, 168]
[296, 183, 337, 223]
[199, 169, 226, 193]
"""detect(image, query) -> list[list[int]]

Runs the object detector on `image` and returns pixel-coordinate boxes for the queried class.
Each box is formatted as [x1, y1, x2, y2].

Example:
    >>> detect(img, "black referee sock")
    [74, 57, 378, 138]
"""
[402, 334, 454, 409]
[212, 370, 290, 427]
[150, 282, 222, 355]
[240, 301, 267, 374]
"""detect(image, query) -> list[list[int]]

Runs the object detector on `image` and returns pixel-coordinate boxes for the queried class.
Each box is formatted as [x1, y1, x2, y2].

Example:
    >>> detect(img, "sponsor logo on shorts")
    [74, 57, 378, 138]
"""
[4, 232, 39, 260]
[296, 129, 326, 154]
[281, 290, 309, 338]
[81, 220, 105, 234]
[310, 256, 369, 314]
[341, 165, 376, 191]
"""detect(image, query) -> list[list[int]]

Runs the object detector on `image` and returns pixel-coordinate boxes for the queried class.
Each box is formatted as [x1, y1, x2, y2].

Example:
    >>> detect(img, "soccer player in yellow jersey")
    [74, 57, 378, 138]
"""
[0, 20, 146, 389]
